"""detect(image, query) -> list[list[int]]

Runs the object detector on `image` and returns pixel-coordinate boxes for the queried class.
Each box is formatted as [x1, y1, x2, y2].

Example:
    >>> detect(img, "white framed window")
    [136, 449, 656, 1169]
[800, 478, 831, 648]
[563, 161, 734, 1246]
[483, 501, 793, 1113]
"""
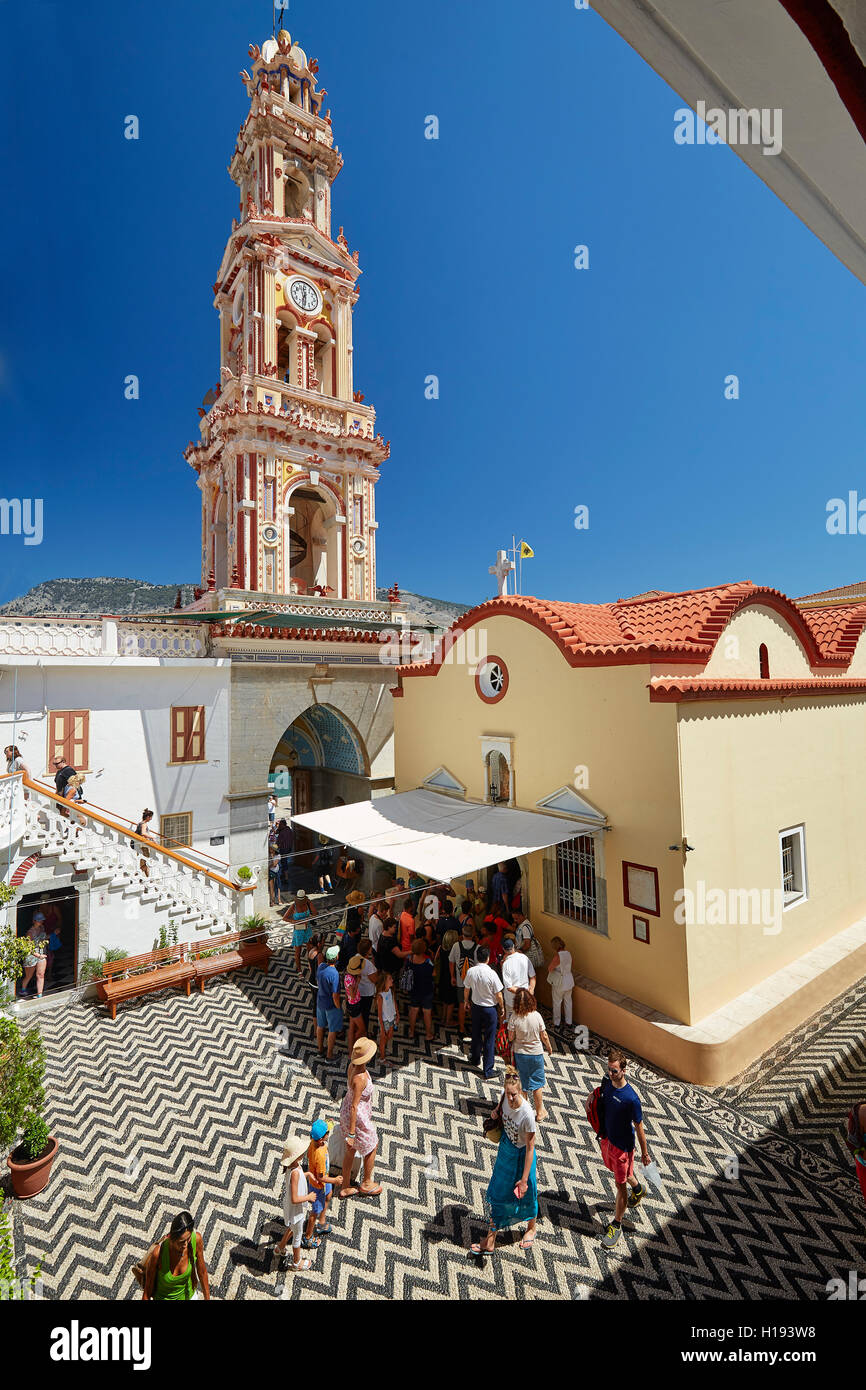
[161, 811, 193, 851]
[779, 824, 807, 908]
[480, 736, 513, 805]
[542, 834, 608, 936]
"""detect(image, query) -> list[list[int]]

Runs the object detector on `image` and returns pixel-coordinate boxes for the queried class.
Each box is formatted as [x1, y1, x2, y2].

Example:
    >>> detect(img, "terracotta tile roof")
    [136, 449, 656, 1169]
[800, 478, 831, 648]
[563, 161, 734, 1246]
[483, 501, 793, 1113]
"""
[798, 580, 866, 603]
[213, 622, 385, 644]
[399, 581, 834, 674]
[800, 603, 866, 660]
[649, 676, 866, 702]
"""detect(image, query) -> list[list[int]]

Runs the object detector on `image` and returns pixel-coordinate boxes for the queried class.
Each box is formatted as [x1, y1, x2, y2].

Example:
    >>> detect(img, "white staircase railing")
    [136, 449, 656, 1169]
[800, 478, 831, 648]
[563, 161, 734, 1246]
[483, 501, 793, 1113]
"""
[1, 774, 252, 935]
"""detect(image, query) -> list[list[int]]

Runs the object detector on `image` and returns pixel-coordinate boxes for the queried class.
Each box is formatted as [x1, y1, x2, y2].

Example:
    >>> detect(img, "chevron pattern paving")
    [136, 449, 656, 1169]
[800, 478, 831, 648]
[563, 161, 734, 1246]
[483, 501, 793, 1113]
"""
[6, 949, 866, 1301]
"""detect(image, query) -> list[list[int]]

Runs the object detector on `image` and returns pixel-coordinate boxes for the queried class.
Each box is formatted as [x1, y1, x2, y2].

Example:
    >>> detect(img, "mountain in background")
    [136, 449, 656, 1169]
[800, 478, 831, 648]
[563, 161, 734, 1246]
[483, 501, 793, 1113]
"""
[0, 578, 473, 629]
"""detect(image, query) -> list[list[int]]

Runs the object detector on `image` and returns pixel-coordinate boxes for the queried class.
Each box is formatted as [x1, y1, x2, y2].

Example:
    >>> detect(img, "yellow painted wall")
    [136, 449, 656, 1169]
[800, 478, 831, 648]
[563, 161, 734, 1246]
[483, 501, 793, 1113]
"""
[679, 688, 866, 1020]
[394, 615, 692, 1021]
[699, 605, 813, 677]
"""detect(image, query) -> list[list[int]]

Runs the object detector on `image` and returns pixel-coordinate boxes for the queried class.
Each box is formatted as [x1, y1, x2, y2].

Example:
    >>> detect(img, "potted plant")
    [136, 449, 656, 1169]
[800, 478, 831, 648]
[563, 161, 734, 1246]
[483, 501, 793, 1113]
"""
[238, 912, 270, 966]
[231, 864, 259, 890]
[1, 1018, 58, 1198]
[78, 948, 129, 985]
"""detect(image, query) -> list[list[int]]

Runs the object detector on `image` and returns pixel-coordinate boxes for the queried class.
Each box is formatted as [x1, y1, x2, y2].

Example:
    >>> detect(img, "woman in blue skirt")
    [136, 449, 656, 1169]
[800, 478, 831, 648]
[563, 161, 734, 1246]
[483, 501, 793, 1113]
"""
[470, 1067, 538, 1256]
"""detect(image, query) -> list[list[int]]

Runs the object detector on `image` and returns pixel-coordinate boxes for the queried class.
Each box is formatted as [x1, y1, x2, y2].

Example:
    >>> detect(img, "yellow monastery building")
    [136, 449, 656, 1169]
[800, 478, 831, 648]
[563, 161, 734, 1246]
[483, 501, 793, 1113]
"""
[384, 580, 866, 1084]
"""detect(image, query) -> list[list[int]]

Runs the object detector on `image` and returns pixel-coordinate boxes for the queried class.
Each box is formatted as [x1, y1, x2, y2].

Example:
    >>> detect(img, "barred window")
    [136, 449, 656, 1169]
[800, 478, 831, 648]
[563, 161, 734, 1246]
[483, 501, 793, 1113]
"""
[161, 812, 192, 851]
[780, 825, 806, 907]
[543, 834, 607, 935]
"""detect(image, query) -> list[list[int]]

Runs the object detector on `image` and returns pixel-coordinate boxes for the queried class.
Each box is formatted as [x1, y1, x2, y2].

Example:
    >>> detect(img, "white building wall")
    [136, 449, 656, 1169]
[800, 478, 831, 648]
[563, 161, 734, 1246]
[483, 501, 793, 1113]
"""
[0, 659, 232, 860]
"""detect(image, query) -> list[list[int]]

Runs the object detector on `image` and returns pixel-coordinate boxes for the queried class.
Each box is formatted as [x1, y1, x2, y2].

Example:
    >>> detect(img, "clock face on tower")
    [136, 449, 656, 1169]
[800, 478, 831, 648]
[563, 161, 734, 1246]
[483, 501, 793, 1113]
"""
[289, 278, 321, 315]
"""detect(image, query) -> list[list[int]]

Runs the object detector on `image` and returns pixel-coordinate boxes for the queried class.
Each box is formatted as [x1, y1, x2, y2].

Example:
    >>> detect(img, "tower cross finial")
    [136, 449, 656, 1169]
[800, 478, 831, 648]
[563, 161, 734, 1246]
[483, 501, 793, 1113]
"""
[489, 549, 514, 598]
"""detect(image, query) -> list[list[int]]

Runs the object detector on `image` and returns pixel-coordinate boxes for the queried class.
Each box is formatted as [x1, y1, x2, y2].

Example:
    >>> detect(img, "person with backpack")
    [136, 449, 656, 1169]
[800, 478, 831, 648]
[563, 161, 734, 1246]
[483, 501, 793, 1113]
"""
[590, 1047, 650, 1249]
[449, 922, 477, 1037]
[846, 1101, 866, 1204]
[141, 1210, 210, 1300]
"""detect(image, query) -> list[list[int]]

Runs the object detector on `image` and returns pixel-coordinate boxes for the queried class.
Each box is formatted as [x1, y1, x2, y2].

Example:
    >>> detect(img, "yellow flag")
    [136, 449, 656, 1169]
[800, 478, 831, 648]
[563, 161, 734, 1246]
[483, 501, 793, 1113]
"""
[520, 541, 534, 559]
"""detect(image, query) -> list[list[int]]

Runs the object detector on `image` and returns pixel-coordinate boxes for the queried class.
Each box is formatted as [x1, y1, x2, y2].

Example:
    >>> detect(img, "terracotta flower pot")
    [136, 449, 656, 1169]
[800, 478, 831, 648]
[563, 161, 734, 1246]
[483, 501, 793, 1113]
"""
[7, 1135, 58, 1198]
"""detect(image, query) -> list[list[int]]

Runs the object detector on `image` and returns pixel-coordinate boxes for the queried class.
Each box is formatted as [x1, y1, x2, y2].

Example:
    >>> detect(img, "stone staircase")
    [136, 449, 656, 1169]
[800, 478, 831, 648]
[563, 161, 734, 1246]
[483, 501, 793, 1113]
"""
[2, 774, 248, 937]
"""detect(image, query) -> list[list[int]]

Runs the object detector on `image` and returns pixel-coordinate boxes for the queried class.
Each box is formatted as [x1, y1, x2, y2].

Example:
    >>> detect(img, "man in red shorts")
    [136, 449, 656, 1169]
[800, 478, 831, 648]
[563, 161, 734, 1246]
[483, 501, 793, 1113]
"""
[597, 1047, 650, 1248]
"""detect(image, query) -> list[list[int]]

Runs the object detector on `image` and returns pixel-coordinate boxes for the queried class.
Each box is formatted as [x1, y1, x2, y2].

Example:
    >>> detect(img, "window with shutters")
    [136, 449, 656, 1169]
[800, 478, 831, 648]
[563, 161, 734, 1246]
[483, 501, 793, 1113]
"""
[47, 710, 89, 773]
[170, 706, 205, 764]
[542, 834, 607, 936]
[161, 812, 193, 851]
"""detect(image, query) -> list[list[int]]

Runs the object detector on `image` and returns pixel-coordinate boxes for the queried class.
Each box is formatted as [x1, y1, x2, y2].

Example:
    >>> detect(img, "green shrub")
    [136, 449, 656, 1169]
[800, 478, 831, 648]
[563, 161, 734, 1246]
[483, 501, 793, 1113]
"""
[0, 1197, 43, 1300]
[236, 866, 253, 882]
[0, 1017, 46, 1153]
[240, 913, 269, 935]
[0, 926, 30, 986]
[78, 948, 128, 983]
[21, 1115, 49, 1162]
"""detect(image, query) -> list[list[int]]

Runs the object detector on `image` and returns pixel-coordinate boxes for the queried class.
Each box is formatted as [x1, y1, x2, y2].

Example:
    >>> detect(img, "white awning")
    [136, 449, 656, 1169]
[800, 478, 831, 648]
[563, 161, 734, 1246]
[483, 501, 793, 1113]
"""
[292, 789, 602, 882]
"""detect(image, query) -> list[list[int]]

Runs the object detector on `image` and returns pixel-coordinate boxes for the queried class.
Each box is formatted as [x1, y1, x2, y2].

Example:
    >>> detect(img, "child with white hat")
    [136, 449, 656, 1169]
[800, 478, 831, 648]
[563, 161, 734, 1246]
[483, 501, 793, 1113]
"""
[275, 1134, 317, 1272]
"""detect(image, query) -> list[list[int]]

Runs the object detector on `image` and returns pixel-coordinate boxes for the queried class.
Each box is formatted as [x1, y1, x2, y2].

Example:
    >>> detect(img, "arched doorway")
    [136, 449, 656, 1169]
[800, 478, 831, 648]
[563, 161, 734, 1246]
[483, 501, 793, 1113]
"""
[269, 704, 370, 855]
[283, 482, 340, 596]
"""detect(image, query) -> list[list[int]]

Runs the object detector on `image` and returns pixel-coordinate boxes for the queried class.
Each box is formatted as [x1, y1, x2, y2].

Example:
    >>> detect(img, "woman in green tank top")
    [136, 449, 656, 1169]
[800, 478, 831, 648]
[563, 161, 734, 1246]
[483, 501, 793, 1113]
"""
[143, 1211, 210, 1300]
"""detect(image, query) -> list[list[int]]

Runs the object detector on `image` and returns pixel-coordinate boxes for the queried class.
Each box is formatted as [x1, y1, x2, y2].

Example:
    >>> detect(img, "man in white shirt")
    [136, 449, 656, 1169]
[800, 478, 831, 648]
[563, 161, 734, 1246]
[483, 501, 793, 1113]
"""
[500, 936, 536, 1019]
[464, 945, 504, 1080]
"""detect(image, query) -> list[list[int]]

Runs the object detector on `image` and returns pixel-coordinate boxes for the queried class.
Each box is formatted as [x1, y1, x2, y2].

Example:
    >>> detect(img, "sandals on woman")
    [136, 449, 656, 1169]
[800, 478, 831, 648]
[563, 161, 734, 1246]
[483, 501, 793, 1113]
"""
[519, 1230, 536, 1250]
[469, 1242, 496, 1258]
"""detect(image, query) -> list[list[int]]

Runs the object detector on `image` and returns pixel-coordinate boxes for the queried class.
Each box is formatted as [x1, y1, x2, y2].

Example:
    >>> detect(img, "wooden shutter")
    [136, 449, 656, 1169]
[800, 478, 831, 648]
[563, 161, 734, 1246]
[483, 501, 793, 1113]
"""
[48, 710, 89, 771]
[171, 706, 205, 764]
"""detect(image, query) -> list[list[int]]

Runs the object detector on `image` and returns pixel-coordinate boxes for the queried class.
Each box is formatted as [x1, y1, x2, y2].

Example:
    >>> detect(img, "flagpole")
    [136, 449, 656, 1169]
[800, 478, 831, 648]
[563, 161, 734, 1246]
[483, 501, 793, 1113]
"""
[511, 534, 517, 595]
[519, 539, 523, 596]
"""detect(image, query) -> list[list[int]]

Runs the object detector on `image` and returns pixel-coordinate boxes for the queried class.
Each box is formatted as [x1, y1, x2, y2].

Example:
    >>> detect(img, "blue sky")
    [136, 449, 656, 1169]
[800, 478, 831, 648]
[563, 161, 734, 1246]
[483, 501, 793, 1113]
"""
[2, 0, 865, 609]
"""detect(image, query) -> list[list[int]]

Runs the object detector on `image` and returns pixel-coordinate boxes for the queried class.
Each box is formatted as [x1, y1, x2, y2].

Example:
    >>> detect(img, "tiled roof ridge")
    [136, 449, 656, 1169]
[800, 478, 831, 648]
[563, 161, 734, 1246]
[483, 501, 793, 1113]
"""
[396, 581, 858, 679]
[613, 580, 755, 609]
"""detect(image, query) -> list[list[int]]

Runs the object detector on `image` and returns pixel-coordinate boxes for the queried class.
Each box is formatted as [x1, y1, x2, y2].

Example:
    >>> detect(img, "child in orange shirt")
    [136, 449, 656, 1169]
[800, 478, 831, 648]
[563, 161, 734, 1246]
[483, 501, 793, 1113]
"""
[303, 1119, 333, 1247]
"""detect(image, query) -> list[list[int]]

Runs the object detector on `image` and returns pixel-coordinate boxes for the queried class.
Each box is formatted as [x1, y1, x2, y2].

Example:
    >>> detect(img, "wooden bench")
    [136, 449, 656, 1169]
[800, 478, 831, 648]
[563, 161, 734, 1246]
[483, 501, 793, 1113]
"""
[96, 948, 197, 1020]
[236, 931, 273, 976]
[191, 932, 272, 991]
[192, 933, 243, 990]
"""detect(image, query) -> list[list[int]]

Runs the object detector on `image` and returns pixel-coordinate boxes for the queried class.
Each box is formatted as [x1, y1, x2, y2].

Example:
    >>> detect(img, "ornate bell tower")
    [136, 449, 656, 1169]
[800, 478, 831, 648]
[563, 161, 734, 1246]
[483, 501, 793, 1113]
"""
[185, 29, 389, 603]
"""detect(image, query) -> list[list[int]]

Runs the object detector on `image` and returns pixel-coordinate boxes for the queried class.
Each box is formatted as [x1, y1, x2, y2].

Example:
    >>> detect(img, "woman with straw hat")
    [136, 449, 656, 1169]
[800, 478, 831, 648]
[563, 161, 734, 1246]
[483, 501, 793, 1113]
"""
[275, 1133, 317, 1273]
[336, 1038, 382, 1199]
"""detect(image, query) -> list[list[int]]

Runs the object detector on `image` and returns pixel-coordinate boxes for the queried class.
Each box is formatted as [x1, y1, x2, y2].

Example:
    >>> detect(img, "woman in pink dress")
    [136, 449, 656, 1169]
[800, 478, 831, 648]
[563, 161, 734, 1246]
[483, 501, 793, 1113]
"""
[336, 1038, 383, 1198]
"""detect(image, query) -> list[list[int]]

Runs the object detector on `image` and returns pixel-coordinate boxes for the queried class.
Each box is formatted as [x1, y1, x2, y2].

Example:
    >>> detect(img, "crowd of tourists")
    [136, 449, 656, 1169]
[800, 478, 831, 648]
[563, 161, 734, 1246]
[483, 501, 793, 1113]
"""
[258, 864, 651, 1263]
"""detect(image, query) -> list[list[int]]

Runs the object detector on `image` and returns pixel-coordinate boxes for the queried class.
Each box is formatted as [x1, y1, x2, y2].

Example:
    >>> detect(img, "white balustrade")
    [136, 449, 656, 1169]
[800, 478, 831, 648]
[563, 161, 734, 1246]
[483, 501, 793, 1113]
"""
[17, 786, 241, 932]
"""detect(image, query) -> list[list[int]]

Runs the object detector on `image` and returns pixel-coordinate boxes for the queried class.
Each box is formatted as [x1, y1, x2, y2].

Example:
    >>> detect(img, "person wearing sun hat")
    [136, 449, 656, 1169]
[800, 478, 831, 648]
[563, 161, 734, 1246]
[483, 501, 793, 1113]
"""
[344, 888, 366, 944]
[303, 1119, 334, 1248]
[336, 1038, 382, 1199]
[283, 887, 317, 973]
[275, 1134, 317, 1273]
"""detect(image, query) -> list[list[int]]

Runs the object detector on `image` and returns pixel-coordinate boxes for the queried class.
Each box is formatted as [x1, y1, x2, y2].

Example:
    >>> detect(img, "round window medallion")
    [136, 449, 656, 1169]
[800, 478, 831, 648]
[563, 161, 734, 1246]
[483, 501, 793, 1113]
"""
[475, 655, 508, 704]
[262, 525, 279, 544]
